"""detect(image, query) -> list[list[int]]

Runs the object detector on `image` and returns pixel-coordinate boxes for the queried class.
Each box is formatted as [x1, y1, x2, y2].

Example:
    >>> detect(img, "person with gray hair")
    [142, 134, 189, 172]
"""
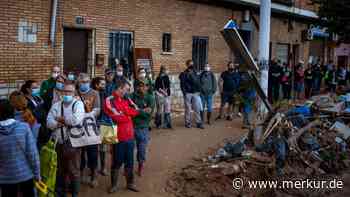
[77, 73, 101, 188]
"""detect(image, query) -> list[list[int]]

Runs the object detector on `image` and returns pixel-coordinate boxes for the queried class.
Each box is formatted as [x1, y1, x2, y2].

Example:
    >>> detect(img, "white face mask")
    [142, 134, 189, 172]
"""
[204, 67, 210, 71]
[139, 73, 146, 78]
[52, 72, 59, 79]
[116, 71, 123, 76]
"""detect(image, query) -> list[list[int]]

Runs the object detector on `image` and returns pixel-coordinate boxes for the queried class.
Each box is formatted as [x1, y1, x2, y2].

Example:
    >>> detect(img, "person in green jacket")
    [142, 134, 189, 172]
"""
[40, 66, 61, 112]
[130, 80, 155, 177]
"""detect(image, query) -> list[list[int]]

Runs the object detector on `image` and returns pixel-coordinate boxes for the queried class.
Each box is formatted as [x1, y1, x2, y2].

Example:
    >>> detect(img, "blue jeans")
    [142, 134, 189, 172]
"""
[201, 94, 213, 113]
[135, 128, 150, 163]
[112, 140, 135, 169]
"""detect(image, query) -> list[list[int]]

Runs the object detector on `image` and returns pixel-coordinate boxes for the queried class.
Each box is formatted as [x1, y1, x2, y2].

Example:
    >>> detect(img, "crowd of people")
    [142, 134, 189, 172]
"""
[269, 59, 349, 102]
[0, 57, 279, 197]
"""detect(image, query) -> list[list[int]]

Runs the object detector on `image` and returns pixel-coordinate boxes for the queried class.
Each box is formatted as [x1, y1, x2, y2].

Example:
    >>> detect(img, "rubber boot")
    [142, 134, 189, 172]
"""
[207, 112, 212, 125]
[155, 114, 162, 129]
[71, 181, 80, 197]
[126, 168, 139, 192]
[200, 111, 204, 123]
[165, 113, 172, 129]
[137, 162, 144, 177]
[100, 151, 108, 176]
[108, 169, 120, 193]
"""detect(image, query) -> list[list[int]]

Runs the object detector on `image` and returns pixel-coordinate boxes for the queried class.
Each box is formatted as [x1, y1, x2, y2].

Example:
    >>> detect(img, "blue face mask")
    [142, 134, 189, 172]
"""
[79, 83, 90, 93]
[63, 95, 73, 103]
[68, 74, 75, 81]
[56, 82, 64, 90]
[31, 88, 40, 97]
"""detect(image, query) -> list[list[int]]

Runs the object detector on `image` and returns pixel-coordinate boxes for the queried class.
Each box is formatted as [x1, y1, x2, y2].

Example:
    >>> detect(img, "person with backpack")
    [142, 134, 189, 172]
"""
[154, 65, 172, 129]
[46, 83, 85, 197]
[130, 80, 155, 176]
[77, 73, 101, 188]
[104, 80, 140, 193]
[200, 64, 217, 124]
[179, 60, 204, 129]
[0, 99, 41, 197]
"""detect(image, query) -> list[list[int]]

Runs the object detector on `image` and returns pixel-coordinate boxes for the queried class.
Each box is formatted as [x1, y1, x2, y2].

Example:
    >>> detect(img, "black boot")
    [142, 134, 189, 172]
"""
[207, 112, 212, 125]
[108, 169, 119, 193]
[71, 181, 80, 197]
[200, 111, 204, 122]
[126, 168, 139, 192]
[155, 114, 162, 129]
[165, 113, 172, 129]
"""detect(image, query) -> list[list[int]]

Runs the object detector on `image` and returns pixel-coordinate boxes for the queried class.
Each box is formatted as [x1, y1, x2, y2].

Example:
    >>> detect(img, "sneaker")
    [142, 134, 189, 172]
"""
[100, 169, 108, 176]
[237, 112, 242, 117]
[215, 116, 222, 120]
[226, 116, 232, 121]
[185, 124, 191, 128]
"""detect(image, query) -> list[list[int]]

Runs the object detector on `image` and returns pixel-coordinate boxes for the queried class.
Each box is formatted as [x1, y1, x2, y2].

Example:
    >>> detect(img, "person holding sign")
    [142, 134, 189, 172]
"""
[104, 80, 140, 194]
[77, 73, 101, 188]
[46, 83, 85, 197]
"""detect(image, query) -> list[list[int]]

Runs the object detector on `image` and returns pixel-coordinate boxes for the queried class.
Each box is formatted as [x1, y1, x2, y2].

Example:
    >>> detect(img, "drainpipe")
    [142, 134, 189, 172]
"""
[50, 0, 58, 45]
[258, 0, 271, 115]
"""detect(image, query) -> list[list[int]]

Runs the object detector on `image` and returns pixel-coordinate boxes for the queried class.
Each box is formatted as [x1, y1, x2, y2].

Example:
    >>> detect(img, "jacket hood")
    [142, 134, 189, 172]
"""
[0, 119, 17, 135]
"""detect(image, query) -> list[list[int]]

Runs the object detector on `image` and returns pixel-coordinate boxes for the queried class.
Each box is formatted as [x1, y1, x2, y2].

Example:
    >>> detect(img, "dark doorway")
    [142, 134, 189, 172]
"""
[192, 36, 209, 71]
[109, 31, 134, 78]
[63, 28, 89, 73]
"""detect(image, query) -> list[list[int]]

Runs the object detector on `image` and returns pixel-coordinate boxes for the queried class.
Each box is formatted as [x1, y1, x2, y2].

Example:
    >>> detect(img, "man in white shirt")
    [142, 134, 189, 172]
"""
[47, 83, 85, 197]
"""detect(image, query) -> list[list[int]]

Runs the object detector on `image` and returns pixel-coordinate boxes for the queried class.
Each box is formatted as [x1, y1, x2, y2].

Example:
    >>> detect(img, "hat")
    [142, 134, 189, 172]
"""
[105, 68, 114, 74]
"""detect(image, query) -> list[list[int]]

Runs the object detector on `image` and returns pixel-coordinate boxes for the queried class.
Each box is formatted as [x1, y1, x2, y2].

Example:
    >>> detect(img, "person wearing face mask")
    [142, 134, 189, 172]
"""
[216, 62, 240, 121]
[154, 65, 172, 129]
[200, 64, 217, 125]
[312, 63, 322, 95]
[21, 80, 48, 148]
[40, 66, 62, 112]
[77, 73, 101, 188]
[91, 77, 109, 176]
[179, 60, 204, 129]
[135, 68, 154, 95]
[104, 80, 140, 193]
[130, 80, 155, 177]
[67, 71, 76, 82]
[47, 83, 85, 197]
[51, 74, 67, 105]
[114, 65, 128, 89]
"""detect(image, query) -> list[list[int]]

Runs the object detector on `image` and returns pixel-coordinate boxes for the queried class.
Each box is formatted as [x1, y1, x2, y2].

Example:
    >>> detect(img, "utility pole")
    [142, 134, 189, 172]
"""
[258, 0, 271, 115]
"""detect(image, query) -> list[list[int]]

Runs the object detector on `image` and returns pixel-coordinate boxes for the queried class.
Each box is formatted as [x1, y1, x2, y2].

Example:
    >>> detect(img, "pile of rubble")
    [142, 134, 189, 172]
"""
[167, 94, 350, 197]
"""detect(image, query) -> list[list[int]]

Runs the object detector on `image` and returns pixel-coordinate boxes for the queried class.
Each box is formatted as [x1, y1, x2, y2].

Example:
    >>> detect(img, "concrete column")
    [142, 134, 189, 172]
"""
[258, 0, 271, 114]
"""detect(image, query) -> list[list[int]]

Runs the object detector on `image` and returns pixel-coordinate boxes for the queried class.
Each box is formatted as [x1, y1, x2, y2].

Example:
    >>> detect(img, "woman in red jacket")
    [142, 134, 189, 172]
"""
[104, 80, 140, 194]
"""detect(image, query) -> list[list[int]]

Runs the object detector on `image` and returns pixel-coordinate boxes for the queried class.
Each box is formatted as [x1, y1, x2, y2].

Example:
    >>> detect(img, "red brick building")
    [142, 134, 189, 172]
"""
[0, 0, 334, 106]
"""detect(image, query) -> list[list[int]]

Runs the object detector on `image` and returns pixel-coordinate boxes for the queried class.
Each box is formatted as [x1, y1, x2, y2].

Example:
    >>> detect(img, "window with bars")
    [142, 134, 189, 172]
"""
[162, 33, 172, 52]
[192, 36, 209, 71]
[109, 31, 134, 70]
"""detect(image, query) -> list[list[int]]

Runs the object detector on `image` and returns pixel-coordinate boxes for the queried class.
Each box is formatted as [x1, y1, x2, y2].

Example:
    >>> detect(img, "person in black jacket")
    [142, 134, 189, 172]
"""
[304, 64, 313, 99]
[20, 80, 47, 149]
[155, 65, 172, 129]
[179, 60, 204, 129]
[269, 59, 283, 103]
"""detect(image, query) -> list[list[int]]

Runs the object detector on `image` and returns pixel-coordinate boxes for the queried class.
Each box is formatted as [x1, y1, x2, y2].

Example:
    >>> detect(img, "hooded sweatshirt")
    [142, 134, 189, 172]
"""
[0, 120, 40, 184]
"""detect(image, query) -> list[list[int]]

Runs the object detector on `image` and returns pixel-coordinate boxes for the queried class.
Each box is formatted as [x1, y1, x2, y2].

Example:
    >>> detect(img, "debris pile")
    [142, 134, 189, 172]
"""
[167, 94, 350, 197]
